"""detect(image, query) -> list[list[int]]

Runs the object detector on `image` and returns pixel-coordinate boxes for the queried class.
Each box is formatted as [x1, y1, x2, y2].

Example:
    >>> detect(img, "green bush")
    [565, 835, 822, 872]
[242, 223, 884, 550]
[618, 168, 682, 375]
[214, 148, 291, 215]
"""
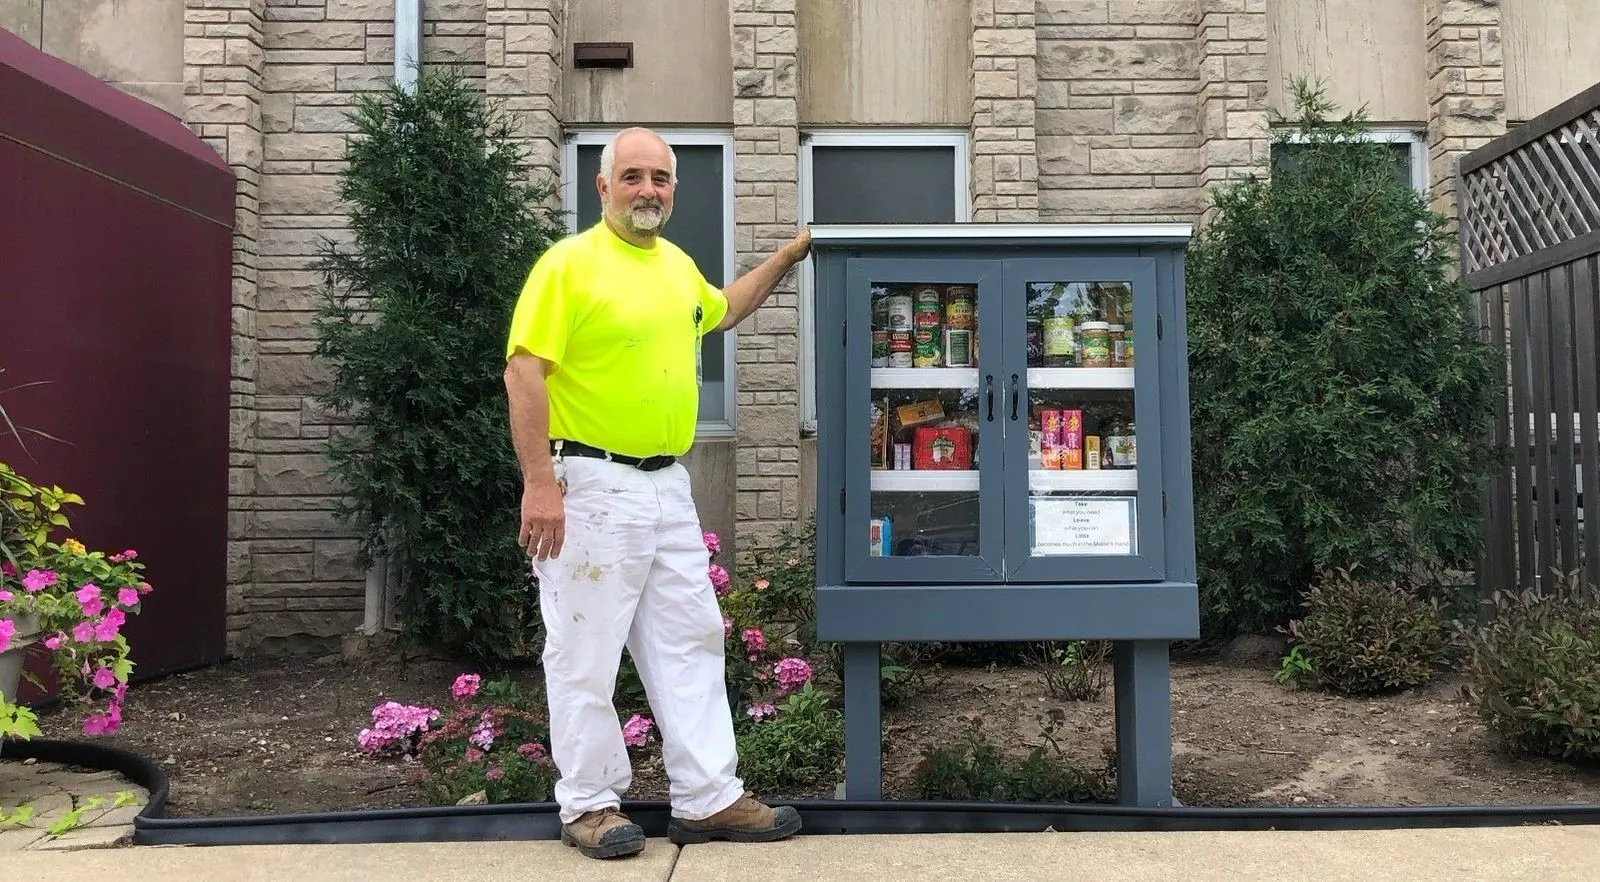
[911, 714, 1109, 804]
[1465, 577, 1600, 762]
[734, 682, 844, 793]
[1279, 567, 1456, 696]
[313, 68, 567, 663]
[1185, 80, 1500, 641]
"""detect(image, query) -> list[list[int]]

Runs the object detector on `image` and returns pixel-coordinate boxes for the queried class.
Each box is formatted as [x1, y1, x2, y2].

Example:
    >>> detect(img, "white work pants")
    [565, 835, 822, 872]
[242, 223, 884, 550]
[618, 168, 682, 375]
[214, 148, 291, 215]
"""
[533, 454, 744, 824]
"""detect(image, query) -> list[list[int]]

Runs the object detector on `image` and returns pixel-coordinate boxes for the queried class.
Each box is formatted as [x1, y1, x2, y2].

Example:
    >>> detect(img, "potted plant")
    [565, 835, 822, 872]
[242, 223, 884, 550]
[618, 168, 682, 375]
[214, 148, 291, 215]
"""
[1, 460, 151, 750]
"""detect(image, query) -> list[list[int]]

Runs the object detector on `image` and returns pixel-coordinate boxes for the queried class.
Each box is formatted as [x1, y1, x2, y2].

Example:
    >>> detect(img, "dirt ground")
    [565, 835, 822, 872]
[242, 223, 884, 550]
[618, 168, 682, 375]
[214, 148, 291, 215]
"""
[44, 645, 1600, 818]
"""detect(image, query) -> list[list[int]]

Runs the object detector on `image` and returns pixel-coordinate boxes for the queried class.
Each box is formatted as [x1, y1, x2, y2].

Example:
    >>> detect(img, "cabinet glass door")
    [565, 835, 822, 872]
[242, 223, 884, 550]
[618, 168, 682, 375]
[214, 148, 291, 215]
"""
[1001, 258, 1166, 582]
[843, 258, 1006, 583]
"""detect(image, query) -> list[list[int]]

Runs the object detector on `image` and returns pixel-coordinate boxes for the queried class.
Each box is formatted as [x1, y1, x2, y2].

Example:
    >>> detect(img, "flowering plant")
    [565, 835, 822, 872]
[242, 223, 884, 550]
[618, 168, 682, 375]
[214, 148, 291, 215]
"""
[1, 463, 151, 742]
[702, 531, 816, 728]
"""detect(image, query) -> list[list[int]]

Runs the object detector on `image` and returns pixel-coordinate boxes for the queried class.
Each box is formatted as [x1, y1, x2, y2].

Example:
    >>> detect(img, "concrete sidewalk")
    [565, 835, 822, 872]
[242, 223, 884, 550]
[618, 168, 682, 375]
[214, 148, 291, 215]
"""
[4, 826, 1599, 880]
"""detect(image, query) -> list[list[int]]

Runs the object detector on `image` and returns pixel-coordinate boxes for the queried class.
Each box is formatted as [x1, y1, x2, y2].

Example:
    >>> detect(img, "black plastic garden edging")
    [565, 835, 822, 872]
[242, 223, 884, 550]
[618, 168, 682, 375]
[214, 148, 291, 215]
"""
[7, 738, 1600, 848]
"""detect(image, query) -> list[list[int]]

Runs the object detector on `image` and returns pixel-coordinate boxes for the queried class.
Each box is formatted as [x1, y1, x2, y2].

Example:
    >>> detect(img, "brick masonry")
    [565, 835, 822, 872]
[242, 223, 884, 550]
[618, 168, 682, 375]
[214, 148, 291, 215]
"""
[1424, 0, 1507, 223]
[731, 0, 805, 557]
[170, 0, 1537, 653]
[972, 0, 1040, 222]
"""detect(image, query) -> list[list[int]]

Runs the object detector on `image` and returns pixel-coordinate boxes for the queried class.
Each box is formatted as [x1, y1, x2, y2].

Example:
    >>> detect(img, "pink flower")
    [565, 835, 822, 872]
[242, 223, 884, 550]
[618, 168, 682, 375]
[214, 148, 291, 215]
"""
[82, 713, 114, 735]
[78, 584, 104, 617]
[355, 700, 440, 756]
[486, 764, 504, 782]
[43, 633, 64, 650]
[702, 532, 721, 557]
[746, 702, 777, 723]
[741, 627, 766, 654]
[0, 562, 14, 578]
[0, 589, 12, 602]
[774, 657, 813, 695]
[94, 608, 127, 642]
[708, 564, 730, 597]
[517, 742, 546, 760]
[117, 587, 141, 607]
[722, 616, 733, 638]
[451, 673, 481, 701]
[622, 713, 654, 747]
[21, 569, 56, 593]
[754, 579, 770, 591]
[0, 619, 13, 653]
[464, 747, 485, 763]
[72, 620, 95, 643]
[92, 666, 117, 690]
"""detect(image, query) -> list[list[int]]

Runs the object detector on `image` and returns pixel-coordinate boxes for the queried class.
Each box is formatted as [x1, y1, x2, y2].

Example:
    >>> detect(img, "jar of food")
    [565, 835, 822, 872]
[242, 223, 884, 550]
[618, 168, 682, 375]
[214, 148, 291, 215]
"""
[1079, 321, 1112, 367]
[1042, 316, 1076, 367]
[1108, 323, 1126, 367]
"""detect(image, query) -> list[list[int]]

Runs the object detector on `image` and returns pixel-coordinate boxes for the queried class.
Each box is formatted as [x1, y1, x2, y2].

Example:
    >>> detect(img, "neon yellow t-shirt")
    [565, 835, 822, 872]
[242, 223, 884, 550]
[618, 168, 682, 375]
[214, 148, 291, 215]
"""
[504, 221, 730, 458]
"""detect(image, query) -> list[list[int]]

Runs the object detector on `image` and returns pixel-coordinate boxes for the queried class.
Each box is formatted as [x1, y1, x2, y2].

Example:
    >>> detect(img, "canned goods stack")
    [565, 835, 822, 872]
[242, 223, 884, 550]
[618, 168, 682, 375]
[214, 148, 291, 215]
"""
[870, 283, 980, 369]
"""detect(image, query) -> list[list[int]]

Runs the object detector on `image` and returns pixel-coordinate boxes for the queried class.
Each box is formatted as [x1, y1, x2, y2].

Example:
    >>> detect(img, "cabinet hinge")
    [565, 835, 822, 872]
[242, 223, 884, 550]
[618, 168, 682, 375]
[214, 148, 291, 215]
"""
[1157, 314, 1164, 340]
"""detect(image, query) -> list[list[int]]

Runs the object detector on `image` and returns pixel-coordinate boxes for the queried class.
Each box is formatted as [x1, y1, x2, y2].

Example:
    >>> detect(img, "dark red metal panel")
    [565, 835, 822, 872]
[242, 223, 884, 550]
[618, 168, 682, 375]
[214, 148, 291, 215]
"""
[1, 29, 234, 686]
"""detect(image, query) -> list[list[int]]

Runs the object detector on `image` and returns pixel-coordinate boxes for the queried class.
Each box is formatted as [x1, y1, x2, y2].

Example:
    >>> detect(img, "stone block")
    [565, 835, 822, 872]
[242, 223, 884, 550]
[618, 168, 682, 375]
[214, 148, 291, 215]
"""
[256, 453, 333, 495]
[1039, 39, 1197, 80]
[1113, 94, 1197, 134]
[250, 609, 362, 640]
[753, 98, 796, 126]
[1091, 146, 1197, 175]
[267, 23, 367, 51]
[993, 100, 1036, 126]
[1037, 107, 1114, 136]
[1037, 1, 1108, 25]
[1441, 0, 1498, 26]
[255, 552, 315, 583]
[974, 70, 1020, 99]
[257, 353, 330, 395]
[973, 28, 1035, 57]
[262, 173, 343, 216]
[315, 540, 366, 581]
[755, 25, 796, 54]
[736, 153, 795, 182]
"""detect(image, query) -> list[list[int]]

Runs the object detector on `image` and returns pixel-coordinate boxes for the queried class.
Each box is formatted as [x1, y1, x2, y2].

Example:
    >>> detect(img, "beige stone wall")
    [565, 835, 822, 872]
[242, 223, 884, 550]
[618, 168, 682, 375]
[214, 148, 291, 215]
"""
[1424, 0, 1506, 224]
[971, 0, 1038, 222]
[1198, 0, 1269, 209]
[731, 0, 804, 556]
[486, 0, 563, 195]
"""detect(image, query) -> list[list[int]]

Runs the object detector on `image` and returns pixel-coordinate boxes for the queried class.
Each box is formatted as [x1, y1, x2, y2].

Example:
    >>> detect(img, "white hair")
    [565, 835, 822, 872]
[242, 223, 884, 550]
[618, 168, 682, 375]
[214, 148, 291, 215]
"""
[599, 127, 677, 183]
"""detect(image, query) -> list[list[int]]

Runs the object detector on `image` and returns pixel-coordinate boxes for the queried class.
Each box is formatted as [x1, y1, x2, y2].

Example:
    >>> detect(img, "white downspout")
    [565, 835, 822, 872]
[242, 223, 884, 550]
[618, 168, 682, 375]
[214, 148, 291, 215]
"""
[363, 0, 423, 636]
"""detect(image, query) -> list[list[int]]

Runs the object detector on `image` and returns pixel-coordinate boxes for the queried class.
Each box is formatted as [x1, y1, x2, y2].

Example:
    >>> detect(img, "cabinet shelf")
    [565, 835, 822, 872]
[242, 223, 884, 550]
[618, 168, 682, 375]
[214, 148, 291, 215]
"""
[870, 470, 979, 492]
[870, 368, 977, 389]
[868, 367, 1134, 390]
[1029, 469, 1138, 493]
[1028, 367, 1134, 389]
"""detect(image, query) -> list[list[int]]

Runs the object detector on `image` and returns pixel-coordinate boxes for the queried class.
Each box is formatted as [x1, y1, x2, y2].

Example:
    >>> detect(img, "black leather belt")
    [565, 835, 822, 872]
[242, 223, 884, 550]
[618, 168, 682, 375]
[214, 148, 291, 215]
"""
[552, 439, 676, 472]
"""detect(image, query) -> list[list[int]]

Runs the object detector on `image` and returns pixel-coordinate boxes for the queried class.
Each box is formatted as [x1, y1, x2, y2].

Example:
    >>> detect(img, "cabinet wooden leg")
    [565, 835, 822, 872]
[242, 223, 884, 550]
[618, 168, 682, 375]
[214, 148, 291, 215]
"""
[841, 640, 882, 800]
[1113, 639, 1175, 806]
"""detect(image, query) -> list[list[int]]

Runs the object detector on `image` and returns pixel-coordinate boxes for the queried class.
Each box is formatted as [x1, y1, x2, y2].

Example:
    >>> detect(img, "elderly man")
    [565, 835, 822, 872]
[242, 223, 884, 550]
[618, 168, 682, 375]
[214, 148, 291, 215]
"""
[503, 127, 810, 860]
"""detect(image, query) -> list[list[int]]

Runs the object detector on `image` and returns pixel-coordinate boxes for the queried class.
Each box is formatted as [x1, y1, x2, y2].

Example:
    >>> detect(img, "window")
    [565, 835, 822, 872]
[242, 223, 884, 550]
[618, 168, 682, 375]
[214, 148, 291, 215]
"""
[1269, 128, 1429, 194]
[561, 130, 738, 435]
[798, 129, 971, 431]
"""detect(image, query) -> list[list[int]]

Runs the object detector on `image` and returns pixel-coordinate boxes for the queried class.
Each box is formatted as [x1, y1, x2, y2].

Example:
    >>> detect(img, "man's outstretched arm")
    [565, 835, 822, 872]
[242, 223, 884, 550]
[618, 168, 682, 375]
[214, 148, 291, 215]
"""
[713, 229, 811, 333]
[505, 352, 564, 560]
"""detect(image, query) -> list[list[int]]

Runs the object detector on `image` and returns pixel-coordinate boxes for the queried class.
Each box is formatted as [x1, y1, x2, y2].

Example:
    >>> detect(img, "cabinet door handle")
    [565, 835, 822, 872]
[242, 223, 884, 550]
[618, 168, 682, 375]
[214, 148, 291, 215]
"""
[984, 374, 995, 422]
[1010, 373, 1019, 421]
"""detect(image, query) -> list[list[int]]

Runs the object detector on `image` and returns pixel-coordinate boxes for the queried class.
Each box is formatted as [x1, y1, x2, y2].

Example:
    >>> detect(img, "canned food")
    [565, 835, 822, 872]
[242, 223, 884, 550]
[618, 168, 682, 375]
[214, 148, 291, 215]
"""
[885, 293, 913, 330]
[912, 327, 941, 367]
[1080, 322, 1112, 367]
[944, 286, 975, 329]
[913, 288, 942, 330]
[871, 329, 888, 367]
[943, 328, 972, 367]
[888, 329, 913, 367]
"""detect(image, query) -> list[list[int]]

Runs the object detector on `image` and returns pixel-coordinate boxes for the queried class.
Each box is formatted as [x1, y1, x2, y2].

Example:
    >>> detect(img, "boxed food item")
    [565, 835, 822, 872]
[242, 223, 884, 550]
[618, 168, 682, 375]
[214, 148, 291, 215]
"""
[912, 425, 973, 470]
[870, 398, 889, 470]
[896, 399, 945, 429]
[894, 443, 912, 471]
[869, 517, 892, 556]
[1085, 435, 1102, 470]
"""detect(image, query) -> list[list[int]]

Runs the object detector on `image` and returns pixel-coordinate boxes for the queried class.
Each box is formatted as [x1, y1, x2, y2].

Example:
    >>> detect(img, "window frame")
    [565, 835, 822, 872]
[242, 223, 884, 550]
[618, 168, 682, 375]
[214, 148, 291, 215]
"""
[560, 128, 739, 438]
[796, 128, 972, 433]
[1274, 127, 1430, 195]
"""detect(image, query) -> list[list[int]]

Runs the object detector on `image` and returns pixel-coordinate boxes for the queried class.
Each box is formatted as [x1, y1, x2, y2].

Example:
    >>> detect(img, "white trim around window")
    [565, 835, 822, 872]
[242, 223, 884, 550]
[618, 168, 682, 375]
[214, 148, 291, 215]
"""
[796, 128, 972, 433]
[560, 128, 739, 437]
[1277, 127, 1430, 195]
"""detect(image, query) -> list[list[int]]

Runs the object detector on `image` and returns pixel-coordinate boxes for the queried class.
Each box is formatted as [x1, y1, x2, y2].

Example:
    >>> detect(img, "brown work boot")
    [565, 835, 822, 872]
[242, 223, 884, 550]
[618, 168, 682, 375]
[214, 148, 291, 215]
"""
[560, 807, 646, 859]
[667, 792, 802, 845]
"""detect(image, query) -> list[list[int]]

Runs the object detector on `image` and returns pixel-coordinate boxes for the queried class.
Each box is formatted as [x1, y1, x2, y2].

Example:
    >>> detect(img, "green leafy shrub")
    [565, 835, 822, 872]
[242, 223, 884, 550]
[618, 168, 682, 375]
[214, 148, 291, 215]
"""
[313, 68, 567, 663]
[1185, 80, 1500, 641]
[734, 682, 844, 793]
[912, 713, 1109, 803]
[1027, 640, 1111, 701]
[1464, 576, 1600, 762]
[1280, 567, 1456, 696]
